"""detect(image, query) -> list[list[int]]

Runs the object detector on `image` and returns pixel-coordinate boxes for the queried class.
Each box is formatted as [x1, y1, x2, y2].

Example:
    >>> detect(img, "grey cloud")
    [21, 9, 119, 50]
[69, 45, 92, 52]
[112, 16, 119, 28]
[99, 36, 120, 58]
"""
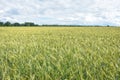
[0, 0, 120, 25]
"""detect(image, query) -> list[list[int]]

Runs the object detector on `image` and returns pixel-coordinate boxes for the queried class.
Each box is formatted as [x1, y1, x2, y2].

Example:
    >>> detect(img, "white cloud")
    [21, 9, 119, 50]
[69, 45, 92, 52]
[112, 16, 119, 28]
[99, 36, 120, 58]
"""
[0, 0, 120, 26]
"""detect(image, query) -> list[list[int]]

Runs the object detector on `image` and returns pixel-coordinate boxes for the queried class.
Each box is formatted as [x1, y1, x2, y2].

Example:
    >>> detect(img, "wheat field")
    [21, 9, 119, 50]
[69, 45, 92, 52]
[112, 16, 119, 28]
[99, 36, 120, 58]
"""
[0, 27, 120, 80]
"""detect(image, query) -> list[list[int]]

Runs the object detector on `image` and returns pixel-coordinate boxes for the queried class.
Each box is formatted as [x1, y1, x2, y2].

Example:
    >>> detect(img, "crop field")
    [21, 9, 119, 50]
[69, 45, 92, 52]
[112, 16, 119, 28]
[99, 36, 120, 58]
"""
[0, 27, 120, 80]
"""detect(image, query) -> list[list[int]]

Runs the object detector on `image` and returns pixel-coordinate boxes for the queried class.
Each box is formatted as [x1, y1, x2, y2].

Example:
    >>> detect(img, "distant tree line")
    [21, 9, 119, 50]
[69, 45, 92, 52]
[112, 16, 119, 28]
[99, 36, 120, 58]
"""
[41, 24, 111, 27]
[0, 21, 39, 26]
[0, 21, 112, 27]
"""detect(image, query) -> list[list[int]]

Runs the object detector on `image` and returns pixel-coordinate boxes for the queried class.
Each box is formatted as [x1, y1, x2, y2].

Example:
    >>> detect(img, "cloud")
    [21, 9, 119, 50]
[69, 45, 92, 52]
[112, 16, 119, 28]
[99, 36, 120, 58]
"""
[0, 0, 120, 26]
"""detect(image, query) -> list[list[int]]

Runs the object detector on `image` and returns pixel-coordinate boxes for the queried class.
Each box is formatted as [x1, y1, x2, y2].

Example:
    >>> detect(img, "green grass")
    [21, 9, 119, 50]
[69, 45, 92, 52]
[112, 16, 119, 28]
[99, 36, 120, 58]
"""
[0, 27, 120, 80]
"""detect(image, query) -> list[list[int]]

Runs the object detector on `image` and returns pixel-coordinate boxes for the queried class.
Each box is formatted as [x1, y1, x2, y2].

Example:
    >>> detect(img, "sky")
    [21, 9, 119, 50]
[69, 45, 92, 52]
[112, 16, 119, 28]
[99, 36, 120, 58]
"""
[0, 0, 120, 26]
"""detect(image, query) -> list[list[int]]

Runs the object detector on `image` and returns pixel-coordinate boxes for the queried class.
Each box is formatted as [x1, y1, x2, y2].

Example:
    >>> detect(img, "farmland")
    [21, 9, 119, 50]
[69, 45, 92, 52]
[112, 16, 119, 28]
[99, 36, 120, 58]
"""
[0, 27, 120, 80]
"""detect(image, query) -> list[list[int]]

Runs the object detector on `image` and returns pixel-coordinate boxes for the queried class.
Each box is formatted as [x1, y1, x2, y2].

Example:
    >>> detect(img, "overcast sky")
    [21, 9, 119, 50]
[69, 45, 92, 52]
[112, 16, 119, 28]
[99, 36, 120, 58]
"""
[0, 0, 120, 25]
